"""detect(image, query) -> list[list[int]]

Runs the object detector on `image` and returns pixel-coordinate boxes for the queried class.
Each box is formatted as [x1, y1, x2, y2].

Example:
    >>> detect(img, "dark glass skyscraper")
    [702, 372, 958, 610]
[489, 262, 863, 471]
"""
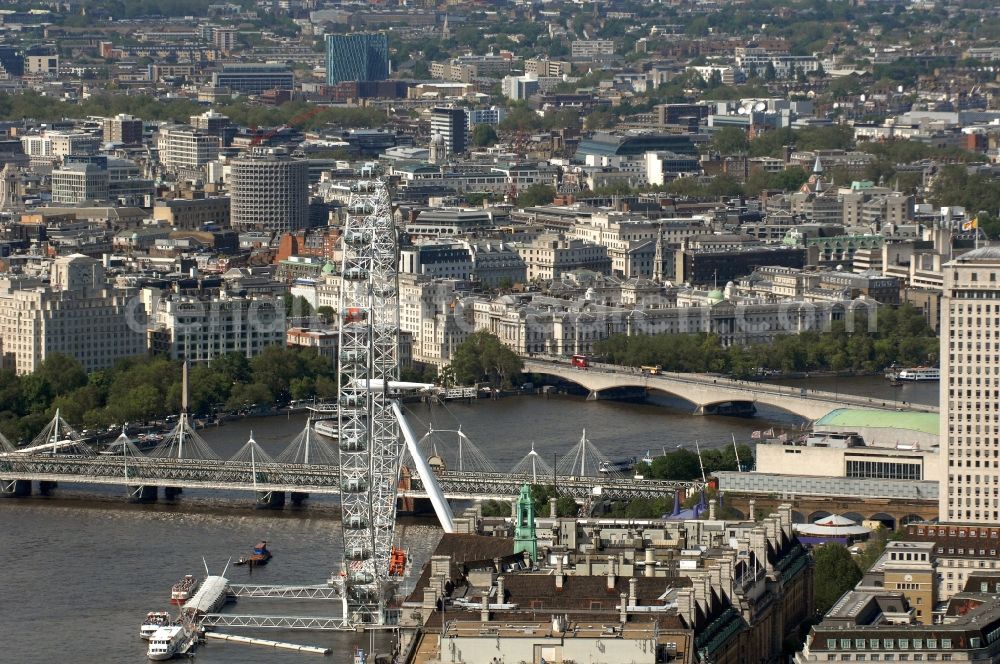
[325, 33, 389, 85]
[0, 46, 24, 77]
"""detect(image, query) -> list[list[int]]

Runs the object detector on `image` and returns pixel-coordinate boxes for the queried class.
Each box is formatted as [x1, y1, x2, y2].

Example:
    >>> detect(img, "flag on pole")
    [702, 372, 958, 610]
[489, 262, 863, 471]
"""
[750, 430, 762, 440]
[962, 217, 978, 231]
[763, 428, 775, 438]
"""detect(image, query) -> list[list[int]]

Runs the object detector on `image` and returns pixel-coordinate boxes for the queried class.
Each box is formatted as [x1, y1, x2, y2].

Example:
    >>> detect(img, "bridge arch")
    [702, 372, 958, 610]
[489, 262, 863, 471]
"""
[523, 362, 821, 421]
[843, 511, 865, 524]
[900, 514, 926, 527]
[700, 396, 810, 422]
[525, 367, 703, 409]
[791, 510, 807, 524]
[869, 512, 896, 530]
[808, 510, 831, 522]
[628, 385, 700, 410]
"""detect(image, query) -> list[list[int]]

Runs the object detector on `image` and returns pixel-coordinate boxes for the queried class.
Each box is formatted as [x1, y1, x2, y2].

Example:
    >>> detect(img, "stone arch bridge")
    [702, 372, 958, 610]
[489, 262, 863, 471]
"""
[522, 359, 937, 422]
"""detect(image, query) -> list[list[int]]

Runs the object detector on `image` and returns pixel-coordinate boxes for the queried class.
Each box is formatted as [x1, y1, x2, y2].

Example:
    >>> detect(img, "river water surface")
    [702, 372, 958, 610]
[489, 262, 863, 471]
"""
[0, 377, 937, 663]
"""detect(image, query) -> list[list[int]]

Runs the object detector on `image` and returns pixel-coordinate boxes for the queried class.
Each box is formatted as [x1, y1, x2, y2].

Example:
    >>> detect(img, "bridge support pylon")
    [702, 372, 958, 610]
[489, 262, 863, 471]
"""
[0, 479, 31, 496]
[255, 490, 285, 510]
[127, 485, 157, 503]
[586, 390, 599, 401]
[38, 480, 57, 495]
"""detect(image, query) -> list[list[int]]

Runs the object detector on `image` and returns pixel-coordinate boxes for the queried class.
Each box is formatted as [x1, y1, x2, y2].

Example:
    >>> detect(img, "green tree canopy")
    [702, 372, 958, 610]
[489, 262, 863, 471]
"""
[516, 183, 556, 208]
[813, 544, 862, 615]
[710, 127, 750, 155]
[448, 330, 523, 388]
[471, 124, 498, 147]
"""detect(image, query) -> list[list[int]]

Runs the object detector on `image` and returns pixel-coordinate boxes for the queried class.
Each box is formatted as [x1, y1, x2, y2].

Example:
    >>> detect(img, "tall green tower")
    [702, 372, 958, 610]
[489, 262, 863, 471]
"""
[513, 484, 537, 562]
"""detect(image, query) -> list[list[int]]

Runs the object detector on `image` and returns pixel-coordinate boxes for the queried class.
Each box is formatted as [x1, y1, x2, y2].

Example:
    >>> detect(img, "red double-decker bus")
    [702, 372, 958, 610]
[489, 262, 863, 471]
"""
[571, 354, 589, 368]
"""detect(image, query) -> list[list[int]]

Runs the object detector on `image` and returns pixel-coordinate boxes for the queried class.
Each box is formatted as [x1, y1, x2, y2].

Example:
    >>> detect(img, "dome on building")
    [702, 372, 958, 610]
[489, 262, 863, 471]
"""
[707, 289, 725, 303]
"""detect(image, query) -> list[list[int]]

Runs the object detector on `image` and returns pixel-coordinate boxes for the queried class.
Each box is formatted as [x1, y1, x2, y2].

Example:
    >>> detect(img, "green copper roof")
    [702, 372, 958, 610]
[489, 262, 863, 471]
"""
[815, 408, 938, 436]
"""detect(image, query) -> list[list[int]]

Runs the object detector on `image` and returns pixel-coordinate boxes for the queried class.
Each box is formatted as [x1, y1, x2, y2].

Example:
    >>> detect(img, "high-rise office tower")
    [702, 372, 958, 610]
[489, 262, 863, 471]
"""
[941, 246, 1000, 524]
[325, 33, 389, 85]
[430, 106, 468, 157]
[230, 148, 308, 232]
[103, 113, 143, 145]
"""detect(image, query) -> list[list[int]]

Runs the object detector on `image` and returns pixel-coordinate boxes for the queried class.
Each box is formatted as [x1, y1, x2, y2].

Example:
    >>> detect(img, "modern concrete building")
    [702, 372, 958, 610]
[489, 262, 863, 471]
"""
[51, 158, 151, 206]
[147, 286, 285, 362]
[570, 39, 615, 58]
[156, 126, 221, 173]
[0, 255, 145, 374]
[430, 106, 468, 157]
[399, 242, 473, 281]
[940, 246, 1000, 524]
[50, 162, 109, 205]
[211, 63, 293, 94]
[103, 113, 143, 145]
[229, 149, 308, 232]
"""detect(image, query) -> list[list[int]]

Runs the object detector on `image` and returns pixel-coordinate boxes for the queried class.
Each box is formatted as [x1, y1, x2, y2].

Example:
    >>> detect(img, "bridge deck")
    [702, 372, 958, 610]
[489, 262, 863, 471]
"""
[523, 359, 938, 419]
[0, 455, 701, 501]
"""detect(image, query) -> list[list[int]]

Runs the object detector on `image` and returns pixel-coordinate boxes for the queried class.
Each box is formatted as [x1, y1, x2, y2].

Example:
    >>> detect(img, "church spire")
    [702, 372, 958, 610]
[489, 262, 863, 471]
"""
[812, 154, 824, 175]
[653, 224, 665, 282]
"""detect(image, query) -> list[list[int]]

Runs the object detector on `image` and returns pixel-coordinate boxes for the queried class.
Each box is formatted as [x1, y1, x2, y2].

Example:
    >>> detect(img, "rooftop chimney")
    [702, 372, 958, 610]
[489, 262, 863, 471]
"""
[708, 498, 717, 520]
[644, 548, 655, 578]
[676, 587, 695, 623]
[607, 555, 617, 592]
[480, 594, 489, 622]
[556, 556, 564, 590]
[619, 592, 628, 623]
[777, 503, 793, 538]
[748, 499, 756, 521]
[496, 575, 506, 604]
[628, 577, 638, 608]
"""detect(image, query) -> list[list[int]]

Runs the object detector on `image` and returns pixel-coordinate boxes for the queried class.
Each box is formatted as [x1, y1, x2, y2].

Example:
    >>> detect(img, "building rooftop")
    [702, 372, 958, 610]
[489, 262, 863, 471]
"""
[952, 245, 1000, 262]
[815, 408, 938, 437]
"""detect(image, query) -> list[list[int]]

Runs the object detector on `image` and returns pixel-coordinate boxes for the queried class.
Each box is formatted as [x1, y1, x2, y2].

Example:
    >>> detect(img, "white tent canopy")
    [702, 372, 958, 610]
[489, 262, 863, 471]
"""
[794, 514, 872, 537]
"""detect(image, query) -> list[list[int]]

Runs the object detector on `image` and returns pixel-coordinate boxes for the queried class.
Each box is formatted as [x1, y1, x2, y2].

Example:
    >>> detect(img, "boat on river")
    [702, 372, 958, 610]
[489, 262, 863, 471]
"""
[234, 540, 272, 567]
[896, 367, 939, 381]
[139, 612, 171, 640]
[147, 623, 195, 660]
[169, 575, 199, 605]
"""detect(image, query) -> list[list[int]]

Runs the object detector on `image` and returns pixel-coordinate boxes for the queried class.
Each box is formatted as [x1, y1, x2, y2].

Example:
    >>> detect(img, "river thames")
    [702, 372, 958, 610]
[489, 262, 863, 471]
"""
[0, 377, 937, 663]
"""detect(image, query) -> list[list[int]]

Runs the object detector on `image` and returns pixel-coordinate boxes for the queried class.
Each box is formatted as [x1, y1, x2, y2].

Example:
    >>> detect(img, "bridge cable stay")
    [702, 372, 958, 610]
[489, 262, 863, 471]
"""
[147, 418, 220, 461]
[214, 434, 277, 485]
[407, 427, 497, 474]
[276, 418, 339, 466]
[0, 430, 15, 453]
[104, 427, 145, 458]
[20, 409, 93, 456]
[556, 429, 623, 478]
[510, 442, 554, 483]
[228, 434, 276, 465]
